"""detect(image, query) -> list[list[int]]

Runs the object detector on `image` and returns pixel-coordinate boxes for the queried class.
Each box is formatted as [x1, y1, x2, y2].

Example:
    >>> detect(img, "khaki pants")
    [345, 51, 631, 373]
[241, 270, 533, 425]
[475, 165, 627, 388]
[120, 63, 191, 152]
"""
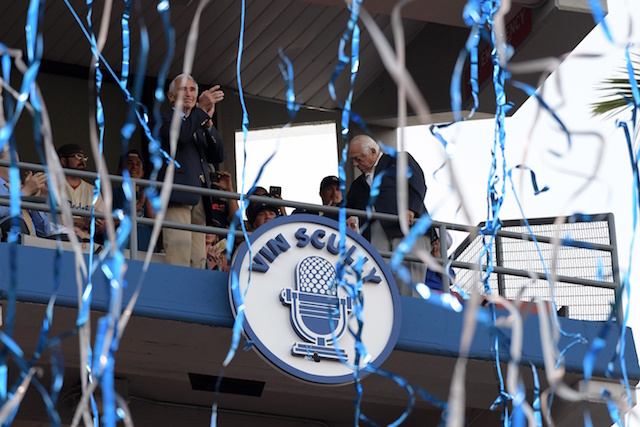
[163, 198, 206, 268]
[370, 220, 429, 297]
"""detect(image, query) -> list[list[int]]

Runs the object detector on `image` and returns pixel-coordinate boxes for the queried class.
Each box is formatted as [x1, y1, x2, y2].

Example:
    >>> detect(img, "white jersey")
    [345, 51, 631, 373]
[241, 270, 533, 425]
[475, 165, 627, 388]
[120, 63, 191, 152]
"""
[63, 179, 104, 213]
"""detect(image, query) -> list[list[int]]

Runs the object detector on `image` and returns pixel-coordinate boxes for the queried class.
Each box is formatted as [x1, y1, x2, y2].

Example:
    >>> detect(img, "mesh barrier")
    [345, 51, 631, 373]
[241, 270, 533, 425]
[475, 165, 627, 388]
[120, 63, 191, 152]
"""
[452, 216, 617, 321]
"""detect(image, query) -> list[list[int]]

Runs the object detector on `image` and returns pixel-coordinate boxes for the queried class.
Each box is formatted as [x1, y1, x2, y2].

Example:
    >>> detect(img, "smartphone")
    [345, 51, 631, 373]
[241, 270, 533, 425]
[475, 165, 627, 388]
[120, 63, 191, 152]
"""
[269, 186, 281, 197]
[209, 172, 221, 183]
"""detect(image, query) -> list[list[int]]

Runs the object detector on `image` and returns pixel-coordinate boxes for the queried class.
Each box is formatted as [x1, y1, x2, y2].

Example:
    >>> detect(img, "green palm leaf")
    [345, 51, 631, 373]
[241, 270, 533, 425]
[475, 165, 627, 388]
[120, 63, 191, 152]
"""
[591, 57, 640, 119]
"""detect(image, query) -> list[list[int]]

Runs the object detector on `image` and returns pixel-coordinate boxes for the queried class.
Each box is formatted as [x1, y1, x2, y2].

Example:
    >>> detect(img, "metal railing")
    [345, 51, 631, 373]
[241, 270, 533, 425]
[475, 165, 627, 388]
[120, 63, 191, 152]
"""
[450, 214, 620, 321]
[0, 159, 621, 320]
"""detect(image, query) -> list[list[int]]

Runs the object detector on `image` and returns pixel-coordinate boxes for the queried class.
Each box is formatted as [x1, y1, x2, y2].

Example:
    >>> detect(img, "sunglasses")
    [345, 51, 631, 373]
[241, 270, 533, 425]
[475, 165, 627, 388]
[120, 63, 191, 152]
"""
[67, 153, 88, 162]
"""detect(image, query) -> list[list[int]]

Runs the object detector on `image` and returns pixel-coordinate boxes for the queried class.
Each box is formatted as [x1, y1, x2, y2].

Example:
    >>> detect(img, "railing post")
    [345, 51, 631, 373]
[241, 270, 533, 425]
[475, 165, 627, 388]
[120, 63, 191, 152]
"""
[440, 224, 450, 293]
[607, 213, 622, 323]
[495, 235, 506, 297]
[129, 181, 138, 260]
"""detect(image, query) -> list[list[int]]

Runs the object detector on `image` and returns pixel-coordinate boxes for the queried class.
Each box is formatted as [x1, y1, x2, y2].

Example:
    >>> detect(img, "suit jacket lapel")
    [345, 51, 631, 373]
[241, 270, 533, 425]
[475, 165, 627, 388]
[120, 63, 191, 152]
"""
[373, 154, 392, 180]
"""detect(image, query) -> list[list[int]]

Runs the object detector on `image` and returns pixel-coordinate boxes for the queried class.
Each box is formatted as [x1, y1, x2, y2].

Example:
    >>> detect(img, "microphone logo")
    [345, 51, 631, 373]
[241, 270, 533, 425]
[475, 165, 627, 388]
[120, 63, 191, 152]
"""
[280, 256, 353, 361]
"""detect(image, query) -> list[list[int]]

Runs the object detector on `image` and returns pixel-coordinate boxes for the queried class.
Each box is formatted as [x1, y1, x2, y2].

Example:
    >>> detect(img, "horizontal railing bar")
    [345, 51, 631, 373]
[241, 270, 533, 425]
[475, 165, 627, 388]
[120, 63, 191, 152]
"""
[448, 260, 617, 290]
[0, 198, 249, 238]
[0, 194, 615, 253]
[0, 161, 614, 249]
[0, 160, 620, 292]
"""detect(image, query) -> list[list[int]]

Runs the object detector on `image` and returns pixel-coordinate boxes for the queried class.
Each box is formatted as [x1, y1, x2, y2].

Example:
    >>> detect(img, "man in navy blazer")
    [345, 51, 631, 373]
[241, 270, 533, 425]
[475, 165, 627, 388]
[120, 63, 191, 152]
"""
[346, 134, 429, 295]
[159, 73, 226, 268]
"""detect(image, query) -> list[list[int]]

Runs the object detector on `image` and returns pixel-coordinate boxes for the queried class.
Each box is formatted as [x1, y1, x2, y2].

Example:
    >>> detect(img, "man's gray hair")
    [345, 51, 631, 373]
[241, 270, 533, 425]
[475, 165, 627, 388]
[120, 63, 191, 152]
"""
[168, 73, 198, 95]
[351, 134, 379, 155]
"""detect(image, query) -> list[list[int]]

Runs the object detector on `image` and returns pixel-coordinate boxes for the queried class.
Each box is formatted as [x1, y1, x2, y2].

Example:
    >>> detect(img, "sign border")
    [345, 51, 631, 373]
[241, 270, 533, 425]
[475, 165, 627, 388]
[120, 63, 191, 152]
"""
[229, 213, 402, 384]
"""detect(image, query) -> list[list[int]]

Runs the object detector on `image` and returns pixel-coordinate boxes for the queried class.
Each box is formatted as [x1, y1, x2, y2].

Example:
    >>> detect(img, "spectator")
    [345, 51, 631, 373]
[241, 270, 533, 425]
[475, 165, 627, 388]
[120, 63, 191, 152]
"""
[319, 175, 342, 209]
[425, 228, 455, 291]
[205, 233, 229, 271]
[246, 199, 279, 231]
[244, 185, 286, 222]
[293, 175, 358, 231]
[113, 149, 157, 252]
[0, 145, 50, 237]
[159, 73, 225, 268]
[252, 186, 286, 217]
[345, 134, 429, 296]
[293, 175, 340, 218]
[208, 165, 238, 229]
[57, 143, 105, 235]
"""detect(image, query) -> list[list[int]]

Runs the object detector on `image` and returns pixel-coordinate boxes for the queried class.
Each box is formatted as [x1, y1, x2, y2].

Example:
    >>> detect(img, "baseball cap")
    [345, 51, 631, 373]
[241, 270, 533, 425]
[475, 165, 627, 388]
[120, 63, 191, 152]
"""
[433, 227, 453, 247]
[120, 149, 145, 170]
[57, 144, 85, 158]
[319, 175, 339, 192]
[246, 201, 279, 225]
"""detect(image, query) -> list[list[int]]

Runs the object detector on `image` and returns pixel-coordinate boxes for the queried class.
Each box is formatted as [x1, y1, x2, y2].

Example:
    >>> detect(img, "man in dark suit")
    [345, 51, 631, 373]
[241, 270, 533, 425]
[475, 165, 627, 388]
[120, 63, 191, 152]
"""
[346, 134, 429, 295]
[159, 73, 226, 268]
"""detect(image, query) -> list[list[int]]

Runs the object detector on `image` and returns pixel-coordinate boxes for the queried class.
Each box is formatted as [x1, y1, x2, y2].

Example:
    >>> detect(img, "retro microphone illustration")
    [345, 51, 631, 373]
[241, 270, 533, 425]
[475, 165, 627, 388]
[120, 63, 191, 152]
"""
[281, 256, 353, 361]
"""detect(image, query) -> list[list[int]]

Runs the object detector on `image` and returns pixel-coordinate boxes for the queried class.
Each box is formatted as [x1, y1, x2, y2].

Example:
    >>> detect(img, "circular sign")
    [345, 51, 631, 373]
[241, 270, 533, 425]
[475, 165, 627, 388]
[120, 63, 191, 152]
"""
[229, 214, 402, 385]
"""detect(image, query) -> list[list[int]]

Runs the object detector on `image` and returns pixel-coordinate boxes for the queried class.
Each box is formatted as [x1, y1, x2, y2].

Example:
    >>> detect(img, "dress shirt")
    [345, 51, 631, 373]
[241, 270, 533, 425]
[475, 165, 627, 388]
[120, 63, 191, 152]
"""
[0, 177, 50, 237]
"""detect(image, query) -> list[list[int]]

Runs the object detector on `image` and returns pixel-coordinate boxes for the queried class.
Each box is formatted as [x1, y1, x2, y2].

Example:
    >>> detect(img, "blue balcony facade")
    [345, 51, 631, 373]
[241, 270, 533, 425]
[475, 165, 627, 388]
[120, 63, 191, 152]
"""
[1, 240, 637, 426]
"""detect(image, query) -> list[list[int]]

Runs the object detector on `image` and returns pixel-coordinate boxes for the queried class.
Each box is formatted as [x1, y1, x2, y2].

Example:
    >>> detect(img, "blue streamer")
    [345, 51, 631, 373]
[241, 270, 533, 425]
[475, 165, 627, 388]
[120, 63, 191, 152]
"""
[530, 364, 543, 427]
[588, 0, 612, 42]
[147, 0, 176, 215]
[277, 50, 300, 119]
[600, 389, 622, 426]
[614, 117, 638, 413]
[327, 0, 362, 138]
[213, 2, 253, 425]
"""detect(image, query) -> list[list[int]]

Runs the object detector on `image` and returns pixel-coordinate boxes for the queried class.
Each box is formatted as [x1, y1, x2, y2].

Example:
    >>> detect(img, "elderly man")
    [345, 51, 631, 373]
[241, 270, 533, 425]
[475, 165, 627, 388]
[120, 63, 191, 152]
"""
[346, 134, 429, 295]
[57, 143, 105, 235]
[159, 74, 226, 268]
[0, 145, 50, 237]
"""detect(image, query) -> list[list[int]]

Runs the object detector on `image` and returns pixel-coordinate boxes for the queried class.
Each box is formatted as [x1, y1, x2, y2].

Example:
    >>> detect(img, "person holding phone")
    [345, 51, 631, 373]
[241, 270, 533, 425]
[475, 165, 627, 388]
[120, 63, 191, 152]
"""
[248, 186, 287, 217]
[246, 200, 280, 231]
[267, 186, 287, 217]
[208, 165, 238, 229]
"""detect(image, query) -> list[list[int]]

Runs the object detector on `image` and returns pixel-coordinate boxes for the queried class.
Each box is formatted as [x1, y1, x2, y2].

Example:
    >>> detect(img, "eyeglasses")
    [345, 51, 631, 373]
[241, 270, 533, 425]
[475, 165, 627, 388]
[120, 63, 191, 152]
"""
[67, 153, 88, 162]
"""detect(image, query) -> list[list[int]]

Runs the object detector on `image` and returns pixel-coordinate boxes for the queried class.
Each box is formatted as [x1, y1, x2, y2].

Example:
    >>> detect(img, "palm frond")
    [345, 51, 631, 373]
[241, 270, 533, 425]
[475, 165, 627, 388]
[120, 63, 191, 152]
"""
[590, 55, 640, 118]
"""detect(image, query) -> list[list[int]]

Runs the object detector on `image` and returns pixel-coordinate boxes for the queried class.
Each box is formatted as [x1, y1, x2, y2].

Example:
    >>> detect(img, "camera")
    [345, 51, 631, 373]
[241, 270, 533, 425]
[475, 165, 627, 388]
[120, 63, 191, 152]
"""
[269, 186, 281, 197]
[210, 172, 221, 183]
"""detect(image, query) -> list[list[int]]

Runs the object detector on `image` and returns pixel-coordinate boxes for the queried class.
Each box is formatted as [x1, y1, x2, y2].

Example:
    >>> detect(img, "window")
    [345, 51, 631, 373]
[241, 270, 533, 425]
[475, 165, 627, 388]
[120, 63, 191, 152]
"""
[235, 123, 338, 215]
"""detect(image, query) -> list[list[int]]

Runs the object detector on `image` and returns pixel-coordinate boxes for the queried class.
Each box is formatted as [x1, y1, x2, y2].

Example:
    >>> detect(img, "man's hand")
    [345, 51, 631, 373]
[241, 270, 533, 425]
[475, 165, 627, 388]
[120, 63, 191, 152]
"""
[73, 216, 105, 234]
[72, 216, 90, 231]
[22, 171, 47, 196]
[347, 216, 359, 233]
[407, 210, 415, 226]
[198, 85, 224, 119]
[216, 171, 234, 192]
[136, 191, 147, 212]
